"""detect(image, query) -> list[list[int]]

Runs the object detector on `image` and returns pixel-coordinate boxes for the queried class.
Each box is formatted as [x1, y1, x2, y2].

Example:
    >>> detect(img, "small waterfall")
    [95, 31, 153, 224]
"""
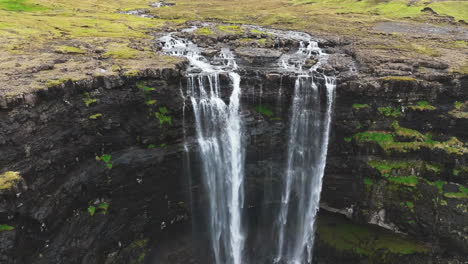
[274, 39, 336, 264]
[161, 36, 245, 264]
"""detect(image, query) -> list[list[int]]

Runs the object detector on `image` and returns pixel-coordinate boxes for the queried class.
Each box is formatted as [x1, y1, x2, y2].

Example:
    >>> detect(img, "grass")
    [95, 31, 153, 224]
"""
[352, 104, 369, 110]
[0, 0, 467, 96]
[0, 224, 14, 232]
[317, 212, 428, 257]
[408, 101, 436, 111]
[137, 81, 156, 92]
[0, 171, 21, 190]
[391, 121, 425, 141]
[381, 76, 417, 82]
[378, 106, 401, 118]
[255, 105, 274, 118]
[88, 113, 103, 120]
[195, 27, 214, 36]
[449, 101, 468, 119]
[444, 186, 468, 199]
[83, 92, 97, 107]
[55, 45, 85, 54]
[155, 107, 172, 125]
[96, 154, 113, 169]
[104, 44, 140, 59]
[0, 0, 45, 11]
[351, 119, 468, 155]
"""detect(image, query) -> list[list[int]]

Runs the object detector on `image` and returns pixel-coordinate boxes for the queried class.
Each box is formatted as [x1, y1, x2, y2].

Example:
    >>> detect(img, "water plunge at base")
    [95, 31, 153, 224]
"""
[161, 27, 336, 264]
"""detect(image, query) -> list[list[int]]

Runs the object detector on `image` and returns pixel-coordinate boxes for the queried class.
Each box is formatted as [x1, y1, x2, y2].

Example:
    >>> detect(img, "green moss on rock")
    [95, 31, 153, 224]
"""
[381, 76, 417, 82]
[317, 213, 428, 257]
[378, 106, 401, 118]
[408, 101, 436, 111]
[0, 171, 21, 190]
[352, 103, 370, 110]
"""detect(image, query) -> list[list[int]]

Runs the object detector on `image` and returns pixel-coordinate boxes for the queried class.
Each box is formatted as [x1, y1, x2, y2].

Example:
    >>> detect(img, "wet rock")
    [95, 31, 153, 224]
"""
[235, 47, 282, 65]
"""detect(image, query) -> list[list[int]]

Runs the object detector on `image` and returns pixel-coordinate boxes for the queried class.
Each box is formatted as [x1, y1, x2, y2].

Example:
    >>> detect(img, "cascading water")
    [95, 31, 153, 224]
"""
[161, 35, 245, 264]
[161, 26, 336, 264]
[274, 38, 336, 264]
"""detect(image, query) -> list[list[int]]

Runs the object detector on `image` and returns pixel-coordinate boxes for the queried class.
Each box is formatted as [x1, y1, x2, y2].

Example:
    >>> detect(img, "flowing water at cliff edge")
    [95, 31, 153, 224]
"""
[161, 27, 336, 264]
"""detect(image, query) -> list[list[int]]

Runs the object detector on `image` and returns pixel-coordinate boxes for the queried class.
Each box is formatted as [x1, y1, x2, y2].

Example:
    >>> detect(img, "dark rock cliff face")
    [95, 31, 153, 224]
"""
[0, 32, 467, 264]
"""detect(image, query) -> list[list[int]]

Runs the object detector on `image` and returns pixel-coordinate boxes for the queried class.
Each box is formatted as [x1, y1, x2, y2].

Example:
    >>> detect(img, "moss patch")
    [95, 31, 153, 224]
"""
[444, 186, 468, 199]
[378, 106, 401, 118]
[194, 27, 214, 36]
[55, 45, 86, 54]
[408, 101, 436, 111]
[0, 171, 21, 190]
[381, 76, 417, 82]
[104, 45, 140, 59]
[352, 103, 369, 110]
[0, 224, 14, 232]
[353, 127, 468, 155]
[317, 212, 428, 257]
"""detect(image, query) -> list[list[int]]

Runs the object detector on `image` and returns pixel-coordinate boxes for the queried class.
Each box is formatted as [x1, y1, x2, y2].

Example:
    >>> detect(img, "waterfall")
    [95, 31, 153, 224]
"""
[161, 28, 336, 264]
[274, 40, 336, 264]
[161, 36, 245, 264]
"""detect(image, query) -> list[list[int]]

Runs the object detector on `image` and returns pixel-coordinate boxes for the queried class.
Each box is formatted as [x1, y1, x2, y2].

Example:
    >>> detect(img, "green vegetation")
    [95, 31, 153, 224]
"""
[137, 82, 156, 92]
[428, 1, 468, 21]
[250, 29, 267, 35]
[381, 76, 417, 82]
[352, 104, 369, 110]
[406, 201, 414, 209]
[96, 154, 113, 169]
[364, 177, 373, 186]
[444, 186, 468, 199]
[378, 106, 401, 118]
[0, 0, 466, 96]
[104, 44, 139, 59]
[255, 105, 274, 118]
[146, 100, 157, 105]
[391, 121, 425, 141]
[367, 159, 448, 189]
[429, 180, 446, 193]
[83, 92, 97, 107]
[88, 113, 103, 120]
[353, 126, 468, 155]
[55, 45, 85, 54]
[217, 25, 244, 34]
[0, 224, 14, 232]
[88, 205, 96, 216]
[0, 171, 21, 190]
[408, 101, 436, 111]
[88, 202, 110, 216]
[449, 101, 468, 119]
[155, 107, 172, 125]
[0, 0, 46, 11]
[98, 202, 109, 214]
[453, 166, 468, 176]
[454, 101, 464, 110]
[195, 27, 214, 35]
[317, 213, 428, 257]
[46, 78, 72, 88]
